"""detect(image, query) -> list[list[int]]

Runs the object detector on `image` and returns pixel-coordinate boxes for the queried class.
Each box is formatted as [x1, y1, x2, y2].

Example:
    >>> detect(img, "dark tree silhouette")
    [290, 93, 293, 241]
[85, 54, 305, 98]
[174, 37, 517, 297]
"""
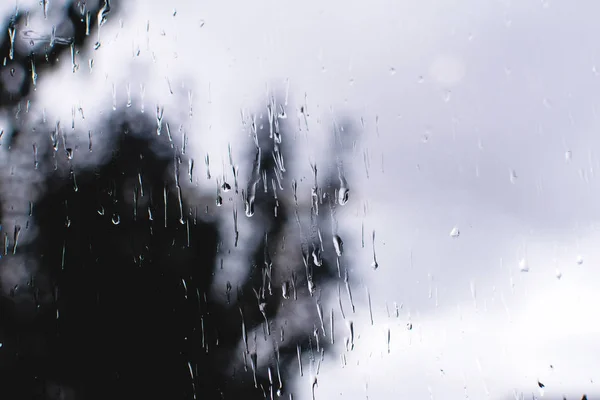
[0, 1, 346, 399]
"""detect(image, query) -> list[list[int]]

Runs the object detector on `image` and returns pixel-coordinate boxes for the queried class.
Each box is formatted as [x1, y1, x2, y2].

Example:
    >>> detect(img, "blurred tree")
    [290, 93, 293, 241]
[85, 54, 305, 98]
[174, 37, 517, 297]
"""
[0, 1, 345, 399]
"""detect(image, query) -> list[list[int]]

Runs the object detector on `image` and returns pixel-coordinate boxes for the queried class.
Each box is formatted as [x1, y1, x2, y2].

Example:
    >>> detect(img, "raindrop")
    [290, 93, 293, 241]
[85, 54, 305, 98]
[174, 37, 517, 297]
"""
[312, 247, 322, 266]
[126, 83, 132, 108]
[338, 185, 349, 206]
[387, 328, 391, 353]
[32, 144, 39, 169]
[111, 213, 121, 225]
[311, 375, 318, 400]
[245, 144, 261, 217]
[71, 43, 79, 73]
[565, 150, 572, 162]
[71, 169, 79, 192]
[519, 258, 529, 272]
[12, 225, 21, 255]
[345, 320, 355, 351]
[42, 0, 49, 18]
[188, 158, 194, 182]
[156, 105, 164, 135]
[344, 274, 355, 312]
[205, 154, 211, 179]
[31, 60, 37, 87]
[576, 255, 584, 265]
[366, 287, 373, 325]
[371, 230, 378, 269]
[296, 344, 303, 377]
[282, 281, 289, 299]
[450, 226, 460, 238]
[307, 277, 316, 296]
[225, 281, 232, 304]
[8, 27, 15, 60]
[97, 0, 111, 28]
[332, 235, 343, 257]
[232, 207, 239, 247]
[85, 11, 91, 35]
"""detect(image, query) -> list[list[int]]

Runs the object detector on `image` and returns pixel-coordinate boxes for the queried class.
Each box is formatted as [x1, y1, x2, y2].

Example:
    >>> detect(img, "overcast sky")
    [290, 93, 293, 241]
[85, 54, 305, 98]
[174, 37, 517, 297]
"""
[3, 0, 600, 398]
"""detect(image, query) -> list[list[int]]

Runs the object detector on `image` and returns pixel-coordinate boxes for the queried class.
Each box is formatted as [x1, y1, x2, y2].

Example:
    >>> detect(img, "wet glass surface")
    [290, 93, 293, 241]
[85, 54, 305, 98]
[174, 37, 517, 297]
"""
[0, 1, 597, 399]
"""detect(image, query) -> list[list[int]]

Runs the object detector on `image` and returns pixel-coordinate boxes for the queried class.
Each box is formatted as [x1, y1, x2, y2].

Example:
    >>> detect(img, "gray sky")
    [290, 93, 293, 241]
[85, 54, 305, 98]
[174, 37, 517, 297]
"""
[3, 0, 600, 398]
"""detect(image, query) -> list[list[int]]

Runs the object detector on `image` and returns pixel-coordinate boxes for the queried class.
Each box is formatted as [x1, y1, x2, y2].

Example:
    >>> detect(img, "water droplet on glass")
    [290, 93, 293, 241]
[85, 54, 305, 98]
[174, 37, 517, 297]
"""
[345, 320, 355, 351]
[32, 144, 39, 169]
[332, 235, 343, 257]
[565, 150, 572, 162]
[312, 248, 322, 266]
[577, 255, 584, 265]
[205, 154, 211, 179]
[307, 278, 316, 296]
[519, 258, 529, 272]
[111, 213, 121, 225]
[31, 60, 38, 87]
[282, 281, 290, 299]
[371, 230, 379, 269]
[225, 281, 232, 304]
[245, 144, 261, 217]
[126, 83, 132, 108]
[510, 170, 518, 184]
[311, 375, 318, 399]
[449, 226, 460, 238]
[7, 27, 15, 60]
